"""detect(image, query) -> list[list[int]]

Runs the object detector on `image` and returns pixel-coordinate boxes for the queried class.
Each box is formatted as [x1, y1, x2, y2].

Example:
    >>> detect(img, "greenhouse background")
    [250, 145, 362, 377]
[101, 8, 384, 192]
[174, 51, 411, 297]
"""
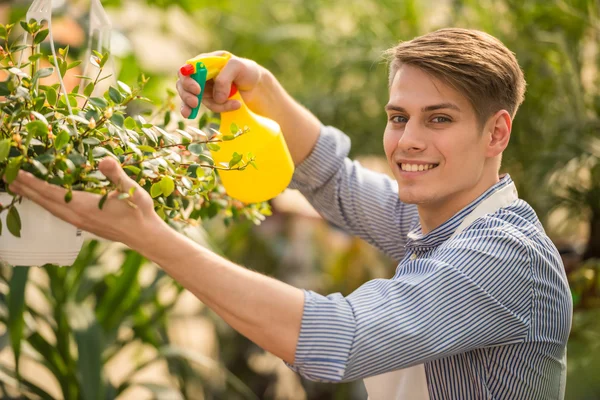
[0, 0, 599, 398]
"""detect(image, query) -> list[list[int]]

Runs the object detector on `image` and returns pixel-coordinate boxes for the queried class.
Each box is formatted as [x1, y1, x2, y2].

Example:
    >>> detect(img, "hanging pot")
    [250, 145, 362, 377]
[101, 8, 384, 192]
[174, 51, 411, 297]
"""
[0, 192, 84, 267]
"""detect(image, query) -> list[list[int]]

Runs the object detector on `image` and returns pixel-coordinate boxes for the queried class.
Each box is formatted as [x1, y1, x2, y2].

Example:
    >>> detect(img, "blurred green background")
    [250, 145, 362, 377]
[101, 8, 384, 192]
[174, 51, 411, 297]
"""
[1, 0, 599, 399]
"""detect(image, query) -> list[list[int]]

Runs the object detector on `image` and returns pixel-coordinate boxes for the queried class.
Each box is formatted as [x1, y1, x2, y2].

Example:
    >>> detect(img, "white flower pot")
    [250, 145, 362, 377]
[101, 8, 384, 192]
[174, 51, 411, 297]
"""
[0, 193, 84, 267]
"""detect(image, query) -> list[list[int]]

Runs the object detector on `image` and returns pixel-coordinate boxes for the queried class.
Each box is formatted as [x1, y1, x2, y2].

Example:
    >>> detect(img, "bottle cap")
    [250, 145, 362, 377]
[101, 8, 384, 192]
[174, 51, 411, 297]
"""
[180, 64, 195, 76]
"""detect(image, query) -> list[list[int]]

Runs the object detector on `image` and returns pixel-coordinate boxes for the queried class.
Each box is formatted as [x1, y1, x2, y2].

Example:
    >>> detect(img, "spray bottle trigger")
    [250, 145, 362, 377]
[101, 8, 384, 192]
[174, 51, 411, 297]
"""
[188, 62, 207, 120]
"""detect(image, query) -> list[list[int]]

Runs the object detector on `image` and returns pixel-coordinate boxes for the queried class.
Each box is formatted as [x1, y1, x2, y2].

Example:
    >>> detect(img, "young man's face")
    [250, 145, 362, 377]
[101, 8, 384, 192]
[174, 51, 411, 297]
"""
[383, 65, 493, 211]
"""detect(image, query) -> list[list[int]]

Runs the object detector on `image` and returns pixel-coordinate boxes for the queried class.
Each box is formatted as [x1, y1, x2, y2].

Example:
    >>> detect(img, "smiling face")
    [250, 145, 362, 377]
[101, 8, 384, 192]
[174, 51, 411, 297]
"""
[384, 65, 508, 231]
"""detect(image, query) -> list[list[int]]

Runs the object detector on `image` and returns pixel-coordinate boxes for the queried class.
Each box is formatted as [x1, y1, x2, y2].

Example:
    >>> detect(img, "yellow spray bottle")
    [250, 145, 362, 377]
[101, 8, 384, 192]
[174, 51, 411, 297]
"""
[180, 54, 294, 204]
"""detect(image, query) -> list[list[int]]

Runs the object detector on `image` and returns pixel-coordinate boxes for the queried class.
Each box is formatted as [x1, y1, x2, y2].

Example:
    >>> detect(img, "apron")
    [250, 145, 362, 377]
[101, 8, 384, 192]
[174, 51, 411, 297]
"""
[364, 182, 519, 400]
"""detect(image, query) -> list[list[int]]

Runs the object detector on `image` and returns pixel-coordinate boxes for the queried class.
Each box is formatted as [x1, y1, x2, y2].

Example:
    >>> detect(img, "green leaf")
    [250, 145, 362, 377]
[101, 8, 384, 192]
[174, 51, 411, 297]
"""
[5, 157, 22, 184]
[124, 165, 141, 175]
[207, 143, 220, 152]
[187, 164, 200, 178]
[67, 60, 82, 70]
[8, 266, 29, 380]
[59, 59, 67, 77]
[249, 160, 258, 170]
[161, 176, 175, 197]
[124, 116, 136, 130]
[188, 143, 204, 155]
[108, 87, 123, 104]
[150, 182, 162, 198]
[98, 193, 108, 210]
[19, 21, 31, 34]
[84, 82, 95, 97]
[26, 120, 48, 138]
[64, 190, 73, 203]
[82, 137, 101, 145]
[46, 86, 57, 105]
[222, 135, 235, 141]
[137, 145, 156, 153]
[99, 52, 109, 68]
[198, 113, 208, 129]
[229, 152, 243, 168]
[0, 139, 11, 162]
[68, 304, 105, 400]
[54, 130, 70, 150]
[110, 113, 124, 128]
[33, 29, 49, 44]
[7, 206, 21, 238]
[0, 81, 10, 96]
[117, 81, 132, 95]
[31, 159, 48, 175]
[33, 67, 53, 83]
[230, 122, 239, 134]
[89, 97, 108, 108]
[197, 153, 214, 166]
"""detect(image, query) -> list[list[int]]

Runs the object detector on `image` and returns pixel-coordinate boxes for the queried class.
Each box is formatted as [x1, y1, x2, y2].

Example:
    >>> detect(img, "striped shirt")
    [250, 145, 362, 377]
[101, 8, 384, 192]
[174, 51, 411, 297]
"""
[286, 126, 572, 399]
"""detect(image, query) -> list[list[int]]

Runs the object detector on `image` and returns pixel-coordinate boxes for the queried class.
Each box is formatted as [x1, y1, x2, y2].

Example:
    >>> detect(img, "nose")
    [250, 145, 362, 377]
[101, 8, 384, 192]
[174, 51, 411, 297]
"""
[397, 119, 426, 153]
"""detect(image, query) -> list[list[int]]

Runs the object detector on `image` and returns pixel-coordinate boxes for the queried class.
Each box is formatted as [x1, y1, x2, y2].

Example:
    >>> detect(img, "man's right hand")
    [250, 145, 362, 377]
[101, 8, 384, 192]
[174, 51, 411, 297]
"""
[176, 51, 265, 117]
[176, 50, 322, 166]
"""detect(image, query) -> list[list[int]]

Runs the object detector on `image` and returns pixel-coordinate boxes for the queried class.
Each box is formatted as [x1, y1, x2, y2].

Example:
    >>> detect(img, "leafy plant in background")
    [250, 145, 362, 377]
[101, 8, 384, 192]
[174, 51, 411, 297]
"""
[0, 21, 269, 239]
[0, 241, 260, 399]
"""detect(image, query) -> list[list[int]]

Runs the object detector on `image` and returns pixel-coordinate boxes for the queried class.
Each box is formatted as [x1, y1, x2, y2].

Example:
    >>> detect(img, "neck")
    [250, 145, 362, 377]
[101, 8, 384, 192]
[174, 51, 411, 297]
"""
[418, 173, 501, 234]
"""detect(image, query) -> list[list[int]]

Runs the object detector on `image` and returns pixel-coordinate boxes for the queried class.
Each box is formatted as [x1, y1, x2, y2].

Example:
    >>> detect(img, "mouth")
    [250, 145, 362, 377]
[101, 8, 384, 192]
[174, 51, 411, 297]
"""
[397, 162, 439, 173]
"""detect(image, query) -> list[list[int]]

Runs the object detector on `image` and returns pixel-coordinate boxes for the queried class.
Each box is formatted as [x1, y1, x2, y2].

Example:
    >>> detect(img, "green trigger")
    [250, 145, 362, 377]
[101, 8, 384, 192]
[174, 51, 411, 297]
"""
[189, 62, 207, 120]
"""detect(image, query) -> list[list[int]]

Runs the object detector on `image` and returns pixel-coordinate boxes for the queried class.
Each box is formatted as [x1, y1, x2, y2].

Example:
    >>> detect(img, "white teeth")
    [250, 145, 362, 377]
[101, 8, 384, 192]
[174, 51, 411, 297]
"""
[400, 163, 437, 172]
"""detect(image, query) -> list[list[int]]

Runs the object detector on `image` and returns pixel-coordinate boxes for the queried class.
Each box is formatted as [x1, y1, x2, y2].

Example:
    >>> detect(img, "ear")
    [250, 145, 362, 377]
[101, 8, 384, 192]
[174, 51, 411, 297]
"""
[485, 110, 511, 158]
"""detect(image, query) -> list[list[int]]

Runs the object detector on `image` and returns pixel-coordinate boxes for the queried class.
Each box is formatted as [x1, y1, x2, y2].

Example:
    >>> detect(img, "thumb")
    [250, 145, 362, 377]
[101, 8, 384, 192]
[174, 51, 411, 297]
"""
[99, 158, 136, 193]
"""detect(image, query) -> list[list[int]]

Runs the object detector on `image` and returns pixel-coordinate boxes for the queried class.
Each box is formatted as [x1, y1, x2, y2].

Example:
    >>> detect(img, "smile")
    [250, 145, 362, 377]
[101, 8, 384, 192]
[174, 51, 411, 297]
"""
[399, 163, 439, 172]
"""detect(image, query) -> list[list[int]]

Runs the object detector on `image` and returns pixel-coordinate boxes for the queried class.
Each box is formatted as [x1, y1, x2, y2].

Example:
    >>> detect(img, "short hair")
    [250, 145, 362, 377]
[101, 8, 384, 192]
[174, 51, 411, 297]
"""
[385, 28, 526, 125]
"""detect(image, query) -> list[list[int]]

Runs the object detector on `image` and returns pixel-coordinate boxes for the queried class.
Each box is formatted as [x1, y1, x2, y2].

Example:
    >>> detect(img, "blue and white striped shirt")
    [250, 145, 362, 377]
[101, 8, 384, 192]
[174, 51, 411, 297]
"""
[287, 126, 572, 399]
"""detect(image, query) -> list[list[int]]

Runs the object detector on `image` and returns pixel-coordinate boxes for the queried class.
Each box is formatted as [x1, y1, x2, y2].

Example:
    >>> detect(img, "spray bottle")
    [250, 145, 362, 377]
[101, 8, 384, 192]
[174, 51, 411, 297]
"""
[180, 54, 294, 204]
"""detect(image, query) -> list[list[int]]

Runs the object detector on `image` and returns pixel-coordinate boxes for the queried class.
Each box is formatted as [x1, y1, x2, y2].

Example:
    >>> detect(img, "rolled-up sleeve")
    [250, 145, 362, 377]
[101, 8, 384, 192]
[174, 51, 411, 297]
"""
[286, 228, 533, 382]
[289, 126, 418, 261]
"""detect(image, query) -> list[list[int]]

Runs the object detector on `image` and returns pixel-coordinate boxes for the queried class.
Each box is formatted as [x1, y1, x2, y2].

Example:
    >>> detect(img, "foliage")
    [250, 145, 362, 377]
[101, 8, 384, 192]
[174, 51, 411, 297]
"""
[0, 241, 260, 399]
[0, 21, 269, 239]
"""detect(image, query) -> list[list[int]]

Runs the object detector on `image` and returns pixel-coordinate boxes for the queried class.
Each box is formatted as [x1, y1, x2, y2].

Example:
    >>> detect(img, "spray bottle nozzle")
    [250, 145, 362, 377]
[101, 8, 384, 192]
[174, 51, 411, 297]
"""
[181, 54, 232, 119]
[180, 64, 195, 76]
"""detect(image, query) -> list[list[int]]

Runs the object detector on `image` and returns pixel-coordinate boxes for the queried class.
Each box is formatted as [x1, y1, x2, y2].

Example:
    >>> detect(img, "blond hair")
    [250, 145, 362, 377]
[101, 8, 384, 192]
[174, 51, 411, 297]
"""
[385, 28, 526, 124]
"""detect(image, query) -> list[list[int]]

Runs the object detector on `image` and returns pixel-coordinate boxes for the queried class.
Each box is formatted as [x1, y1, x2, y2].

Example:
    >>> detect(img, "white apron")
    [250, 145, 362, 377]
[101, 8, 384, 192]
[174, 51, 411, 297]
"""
[364, 182, 519, 400]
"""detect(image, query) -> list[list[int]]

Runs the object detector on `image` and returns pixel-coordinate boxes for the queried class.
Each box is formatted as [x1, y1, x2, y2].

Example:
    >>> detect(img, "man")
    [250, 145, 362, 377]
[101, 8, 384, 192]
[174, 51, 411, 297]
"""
[8, 28, 572, 398]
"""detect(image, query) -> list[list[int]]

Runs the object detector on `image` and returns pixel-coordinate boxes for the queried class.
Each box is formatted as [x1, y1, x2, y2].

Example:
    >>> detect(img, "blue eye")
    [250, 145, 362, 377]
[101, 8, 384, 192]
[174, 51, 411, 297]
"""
[431, 116, 451, 123]
[390, 115, 408, 123]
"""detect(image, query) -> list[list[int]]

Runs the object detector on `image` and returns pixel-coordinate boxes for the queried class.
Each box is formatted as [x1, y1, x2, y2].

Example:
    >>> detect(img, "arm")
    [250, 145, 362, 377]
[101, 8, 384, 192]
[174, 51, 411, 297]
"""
[138, 220, 305, 364]
[7, 163, 304, 364]
[288, 227, 533, 382]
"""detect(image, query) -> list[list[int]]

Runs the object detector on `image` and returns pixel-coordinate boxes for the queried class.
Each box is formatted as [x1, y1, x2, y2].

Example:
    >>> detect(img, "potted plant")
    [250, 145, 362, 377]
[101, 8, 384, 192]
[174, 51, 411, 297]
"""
[0, 21, 270, 267]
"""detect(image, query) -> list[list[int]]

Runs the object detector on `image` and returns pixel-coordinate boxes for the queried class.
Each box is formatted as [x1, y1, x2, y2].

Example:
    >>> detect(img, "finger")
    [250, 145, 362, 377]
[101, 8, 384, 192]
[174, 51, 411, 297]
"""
[13, 171, 75, 204]
[7, 179, 85, 228]
[176, 76, 200, 96]
[180, 104, 191, 118]
[201, 98, 241, 113]
[181, 93, 199, 109]
[212, 58, 244, 103]
[99, 158, 139, 195]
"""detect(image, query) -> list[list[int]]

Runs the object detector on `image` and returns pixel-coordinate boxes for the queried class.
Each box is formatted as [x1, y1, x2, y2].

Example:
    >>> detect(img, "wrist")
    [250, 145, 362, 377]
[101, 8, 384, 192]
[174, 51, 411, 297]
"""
[126, 215, 174, 261]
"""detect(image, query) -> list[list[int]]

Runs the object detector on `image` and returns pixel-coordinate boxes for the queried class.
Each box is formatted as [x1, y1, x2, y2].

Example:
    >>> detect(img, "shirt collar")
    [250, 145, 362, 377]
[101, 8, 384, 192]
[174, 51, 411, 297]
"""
[406, 174, 515, 249]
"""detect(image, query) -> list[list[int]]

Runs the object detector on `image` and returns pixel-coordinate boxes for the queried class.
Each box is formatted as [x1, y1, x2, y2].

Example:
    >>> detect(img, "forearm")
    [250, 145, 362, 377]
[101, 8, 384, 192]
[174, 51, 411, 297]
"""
[131, 220, 304, 364]
[250, 70, 321, 165]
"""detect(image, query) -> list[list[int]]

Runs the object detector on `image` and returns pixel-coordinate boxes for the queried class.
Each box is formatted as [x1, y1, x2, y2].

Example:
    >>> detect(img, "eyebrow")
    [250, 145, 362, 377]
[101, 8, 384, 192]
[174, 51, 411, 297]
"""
[384, 103, 461, 113]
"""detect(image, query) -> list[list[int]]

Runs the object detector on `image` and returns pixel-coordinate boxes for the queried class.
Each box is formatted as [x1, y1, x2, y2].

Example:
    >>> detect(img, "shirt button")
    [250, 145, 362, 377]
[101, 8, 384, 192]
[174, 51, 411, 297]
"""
[410, 253, 417, 260]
